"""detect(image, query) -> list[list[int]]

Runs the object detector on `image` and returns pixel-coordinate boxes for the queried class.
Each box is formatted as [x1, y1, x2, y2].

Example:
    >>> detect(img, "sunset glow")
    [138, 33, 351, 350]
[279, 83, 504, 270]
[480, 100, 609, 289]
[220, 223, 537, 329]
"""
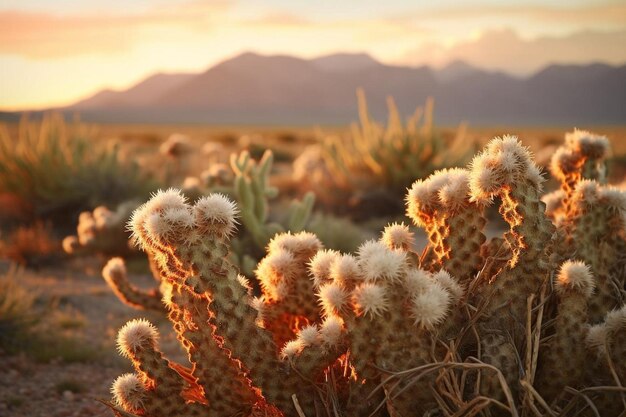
[1, 0, 626, 110]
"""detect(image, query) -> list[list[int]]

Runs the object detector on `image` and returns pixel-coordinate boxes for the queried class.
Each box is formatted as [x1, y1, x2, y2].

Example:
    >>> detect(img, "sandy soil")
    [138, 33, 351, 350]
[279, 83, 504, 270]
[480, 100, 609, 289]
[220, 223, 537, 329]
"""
[0, 260, 184, 417]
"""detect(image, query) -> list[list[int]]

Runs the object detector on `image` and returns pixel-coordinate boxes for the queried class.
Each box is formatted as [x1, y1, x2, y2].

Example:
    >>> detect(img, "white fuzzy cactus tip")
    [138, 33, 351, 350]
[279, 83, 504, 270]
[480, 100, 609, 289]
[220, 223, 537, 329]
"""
[280, 339, 304, 360]
[117, 318, 159, 357]
[555, 260, 595, 298]
[357, 240, 406, 282]
[297, 325, 320, 347]
[194, 193, 239, 237]
[381, 222, 414, 250]
[318, 282, 349, 317]
[111, 373, 145, 412]
[319, 315, 344, 346]
[352, 283, 388, 318]
[128, 188, 189, 248]
[268, 231, 321, 257]
[309, 249, 340, 288]
[410, 283, 451, 330]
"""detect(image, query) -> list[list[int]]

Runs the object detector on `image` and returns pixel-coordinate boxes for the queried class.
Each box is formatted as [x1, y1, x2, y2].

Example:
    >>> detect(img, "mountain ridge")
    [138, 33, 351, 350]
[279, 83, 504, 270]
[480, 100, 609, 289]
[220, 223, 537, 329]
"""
[8, 53, 626, 125]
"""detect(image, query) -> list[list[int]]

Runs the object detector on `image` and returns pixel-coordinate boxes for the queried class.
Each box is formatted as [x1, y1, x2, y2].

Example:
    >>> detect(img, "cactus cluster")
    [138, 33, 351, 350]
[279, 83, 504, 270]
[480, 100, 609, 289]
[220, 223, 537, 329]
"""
[106, 132, 626, 417]
[99, 149, 315, 314]
[62, 202, 137, 256]
[66, 145, 312, 271]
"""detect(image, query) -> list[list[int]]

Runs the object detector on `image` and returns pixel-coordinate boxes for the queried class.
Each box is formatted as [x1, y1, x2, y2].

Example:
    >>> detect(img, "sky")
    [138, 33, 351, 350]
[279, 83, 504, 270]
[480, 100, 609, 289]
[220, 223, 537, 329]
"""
[1, 0, 626, 110]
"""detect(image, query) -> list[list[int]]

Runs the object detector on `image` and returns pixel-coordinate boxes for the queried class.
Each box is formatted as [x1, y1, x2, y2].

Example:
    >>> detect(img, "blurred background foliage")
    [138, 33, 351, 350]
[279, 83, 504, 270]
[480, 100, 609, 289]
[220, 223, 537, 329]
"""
[0, 114, 158, 225]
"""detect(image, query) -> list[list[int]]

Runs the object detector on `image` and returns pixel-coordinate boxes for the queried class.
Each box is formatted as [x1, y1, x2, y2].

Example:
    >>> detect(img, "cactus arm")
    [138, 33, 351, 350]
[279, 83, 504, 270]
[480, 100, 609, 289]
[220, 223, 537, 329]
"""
[536, 261, 594, 401]
[258, 149, 273, 188]
[288, 192, 315, 232]
[102, 258, 164, 312]
[166, 282, 259, 415]
[116, 319, 209, 417]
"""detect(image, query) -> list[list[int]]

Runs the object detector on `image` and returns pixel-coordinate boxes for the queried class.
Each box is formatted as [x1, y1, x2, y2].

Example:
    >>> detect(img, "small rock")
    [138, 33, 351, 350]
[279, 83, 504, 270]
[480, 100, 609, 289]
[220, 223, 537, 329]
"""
[63, 390, 75, 401]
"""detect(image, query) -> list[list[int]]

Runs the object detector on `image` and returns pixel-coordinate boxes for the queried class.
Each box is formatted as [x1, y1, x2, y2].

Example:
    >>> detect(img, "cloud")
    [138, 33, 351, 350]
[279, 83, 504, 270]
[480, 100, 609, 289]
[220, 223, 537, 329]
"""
[403, 29, 626, 75]
[0, 1, 231, 59]
[396, 2, 626, 26]
[244, 12, 313, 27]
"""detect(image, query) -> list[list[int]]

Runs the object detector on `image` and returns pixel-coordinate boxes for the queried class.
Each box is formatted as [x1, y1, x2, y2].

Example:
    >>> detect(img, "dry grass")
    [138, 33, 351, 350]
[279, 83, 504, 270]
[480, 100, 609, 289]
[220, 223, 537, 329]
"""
[360, 279, 625, 417]
[0, 266, 39, 352]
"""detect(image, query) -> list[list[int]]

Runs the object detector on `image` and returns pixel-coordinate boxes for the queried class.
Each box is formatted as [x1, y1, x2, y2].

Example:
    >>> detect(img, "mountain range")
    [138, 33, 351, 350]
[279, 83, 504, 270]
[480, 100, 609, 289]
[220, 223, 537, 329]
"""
[7, 52, 626, 125]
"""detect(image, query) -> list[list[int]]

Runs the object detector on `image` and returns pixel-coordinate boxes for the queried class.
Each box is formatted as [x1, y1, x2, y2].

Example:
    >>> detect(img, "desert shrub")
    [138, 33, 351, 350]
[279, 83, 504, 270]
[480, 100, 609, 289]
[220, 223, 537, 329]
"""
[0, 114, 157, 222]
[0, 222, 61, 267]
[24, 332, 103, 363]
[299, 91, 475, 216]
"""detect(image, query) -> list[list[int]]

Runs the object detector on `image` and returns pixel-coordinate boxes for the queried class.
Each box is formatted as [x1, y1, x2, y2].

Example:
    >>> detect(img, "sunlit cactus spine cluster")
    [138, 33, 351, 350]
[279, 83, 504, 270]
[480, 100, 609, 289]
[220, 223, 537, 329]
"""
[106, 132, 626, 417]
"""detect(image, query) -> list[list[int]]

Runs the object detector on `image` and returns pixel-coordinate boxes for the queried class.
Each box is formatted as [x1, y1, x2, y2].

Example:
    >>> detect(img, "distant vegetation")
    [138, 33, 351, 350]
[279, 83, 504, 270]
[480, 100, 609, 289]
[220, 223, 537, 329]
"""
[296, 92, 474, 216]
[0, 114, 157, 223]
[324, 91, 473, 192]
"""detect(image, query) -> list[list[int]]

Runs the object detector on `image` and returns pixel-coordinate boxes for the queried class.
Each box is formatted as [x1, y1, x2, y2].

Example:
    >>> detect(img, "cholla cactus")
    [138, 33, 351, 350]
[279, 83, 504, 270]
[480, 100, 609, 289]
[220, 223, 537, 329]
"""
[292, 146, 335, 193]
[63, 201, 137, 256]
[102, 150, 315, 314]
[466, 137, 556, 397]
[160, 134, 193, 183]
[549, 129, 610, 221]
[549, 131, 625, 322]
[561, 181, 626, 322]
[230, 149, 314, 252]
[585, 306, 626, 415]
[535, 261, 595, 401]
[108, 191, 331, 416]
[106, 132, 626, 417]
